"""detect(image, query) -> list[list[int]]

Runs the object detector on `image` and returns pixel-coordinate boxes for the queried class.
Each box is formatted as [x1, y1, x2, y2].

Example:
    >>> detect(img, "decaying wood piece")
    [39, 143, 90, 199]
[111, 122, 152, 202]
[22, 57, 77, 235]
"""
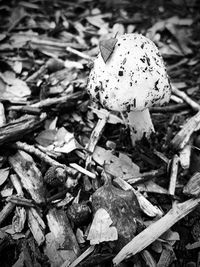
[28, 207, 46, 246]
[0, 114, 46, 146]
[168, 154, 179, 196]
[0, 202, 15, 226]
[0, 230, 12, 253]
[141, 250, 157, 267]
[31, 92, 82, 108]
[10, 174, 27, 233]
[66, 245, 95, 267]
[14, 141, 96, 179]
[179, 142, 192, 169]
[44, 208, 80, 267]
[86, 110, 110, 167]
[10, 174, 23, 196]
[9, 150, 45, 204]
[85, 107, 123, 168]
[183, 172, 200, 197]
[157, 244, 176, 267]
[0, 102, 6, 126]
[171, 110, 200, 151]
[113, 197, 200, 266]
[7, 195, 35, 207]
[90, 174, 141, 251]
[114, 177, 163, 217]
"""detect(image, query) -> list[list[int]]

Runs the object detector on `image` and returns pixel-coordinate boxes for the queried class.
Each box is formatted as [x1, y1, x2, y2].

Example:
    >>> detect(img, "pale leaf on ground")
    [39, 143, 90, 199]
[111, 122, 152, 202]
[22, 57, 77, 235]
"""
[93, 146, 141, 179]
[0, 167, 10, 186]
[87, 208, 118, 245]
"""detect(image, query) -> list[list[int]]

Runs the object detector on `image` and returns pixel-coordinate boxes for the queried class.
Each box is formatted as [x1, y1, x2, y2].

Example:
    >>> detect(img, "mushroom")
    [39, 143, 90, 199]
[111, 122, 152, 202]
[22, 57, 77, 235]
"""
[87, 33, 171, 145]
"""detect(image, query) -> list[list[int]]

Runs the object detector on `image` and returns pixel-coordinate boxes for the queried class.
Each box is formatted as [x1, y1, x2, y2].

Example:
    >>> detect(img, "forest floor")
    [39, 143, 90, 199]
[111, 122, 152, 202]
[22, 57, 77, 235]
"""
[0, 0, 200, 266]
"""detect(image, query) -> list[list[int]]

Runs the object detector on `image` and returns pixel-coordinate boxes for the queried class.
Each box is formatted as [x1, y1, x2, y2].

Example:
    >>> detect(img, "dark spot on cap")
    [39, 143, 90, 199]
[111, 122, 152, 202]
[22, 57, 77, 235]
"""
[133, 98, 136, 108]
[118, 71, 123, 76]
[155, 80, 159, 91]
[141, 43, 144, 49]
[140, 58, 145, 63]
[95, 91, 100, 101]
[94, 86, 99, 93]
[146, 56, 150, 66]
[122, 58, 127, 65]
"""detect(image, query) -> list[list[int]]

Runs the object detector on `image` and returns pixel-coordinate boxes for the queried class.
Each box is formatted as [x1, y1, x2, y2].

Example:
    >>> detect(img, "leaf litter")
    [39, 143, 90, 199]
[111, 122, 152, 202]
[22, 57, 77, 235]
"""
[0, 0, 200, 266]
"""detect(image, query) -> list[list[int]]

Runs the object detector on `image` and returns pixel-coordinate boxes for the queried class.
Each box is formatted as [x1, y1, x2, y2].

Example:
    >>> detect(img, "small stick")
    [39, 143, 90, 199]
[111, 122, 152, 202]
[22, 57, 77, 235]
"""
[31, 37, 85, 49]
[8, 106, 41, 115]
[7, 195, 35, 207]
[65, 245, 95, 267]
[85, 111, 110, 167]
[31, 92, 82, 108]
[170, 94, 184, 104]
[0, 114, 47, 146]
[0, 202, 16, 226]
[70, 163, 96, 179]
[171, 110, 200, 150]
[66, 46, 92, 60]
[168, 154, 179, 196]
[113, 197, 200, 266]
[179, 142, 192, 169]
[150, 103, 188, 113]
[26, 65, 47, 83]
[10, 174, 23, 196]
[172, 84, 200, 111]
[14, 141, 96, 179]
[0, 102, 6, 126]
[114, 177, 163, 217]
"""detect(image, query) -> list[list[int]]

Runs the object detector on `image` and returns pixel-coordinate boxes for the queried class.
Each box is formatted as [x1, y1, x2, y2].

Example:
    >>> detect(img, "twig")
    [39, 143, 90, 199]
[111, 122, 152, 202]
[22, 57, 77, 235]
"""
[7, 195, 35, 207]
[179, 141, 192, 169]
[8, 106, 41, 115]
[31, 92, 82, 108]
[172, 84, 200, 111]
[0, 202, 16, 226]
[26, 65, 47, 83]
[31, 37, 85, 50]
[10, 174, 23, 196]
[150, 103, 189, 113]
[14, 141, 96, 179]
[113, 197, 200, 266]
[66, 245, 95, 267]
[66, 46, 92, 60]
[168, 154, 179, 196]
[114, 177, 163, 217]
[171, 110, 200, 150]
[70, 163, 96, 179]
[0, 114, 47, 146]
[85, 111, 110, 167]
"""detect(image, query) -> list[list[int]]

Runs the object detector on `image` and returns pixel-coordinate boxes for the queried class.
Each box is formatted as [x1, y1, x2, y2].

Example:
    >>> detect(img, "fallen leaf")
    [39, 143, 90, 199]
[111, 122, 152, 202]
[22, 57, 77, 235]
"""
[87, 208, 118, 245]
[35, 129, 57, 147]
[93, 146, 141, 179]
[99, 37, 118, 63]
[0, 167, 10, 186]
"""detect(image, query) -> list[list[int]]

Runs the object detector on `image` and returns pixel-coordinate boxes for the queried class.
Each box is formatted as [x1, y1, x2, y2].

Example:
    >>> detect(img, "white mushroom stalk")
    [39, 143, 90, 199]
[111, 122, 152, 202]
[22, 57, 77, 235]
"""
[87, 33, 171, 146]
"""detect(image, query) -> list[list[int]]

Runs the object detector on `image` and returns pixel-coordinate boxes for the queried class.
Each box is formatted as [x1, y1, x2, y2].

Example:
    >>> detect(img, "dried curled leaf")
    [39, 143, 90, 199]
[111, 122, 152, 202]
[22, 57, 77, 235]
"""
[99, 37, 118, 63]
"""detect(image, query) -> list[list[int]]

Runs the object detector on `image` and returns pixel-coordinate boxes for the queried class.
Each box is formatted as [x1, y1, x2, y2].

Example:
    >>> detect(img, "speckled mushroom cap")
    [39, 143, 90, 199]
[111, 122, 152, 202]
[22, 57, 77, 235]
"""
[87, 33, 171, 112]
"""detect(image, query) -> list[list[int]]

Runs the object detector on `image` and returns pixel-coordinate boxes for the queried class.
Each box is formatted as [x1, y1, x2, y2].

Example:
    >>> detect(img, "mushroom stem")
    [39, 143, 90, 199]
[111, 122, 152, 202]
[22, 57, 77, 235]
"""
[127, 109, 154, 145]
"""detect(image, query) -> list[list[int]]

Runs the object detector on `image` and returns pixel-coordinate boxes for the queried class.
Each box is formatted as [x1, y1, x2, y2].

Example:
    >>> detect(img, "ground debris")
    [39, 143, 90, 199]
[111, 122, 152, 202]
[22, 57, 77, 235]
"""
[0, 0, 200, 266]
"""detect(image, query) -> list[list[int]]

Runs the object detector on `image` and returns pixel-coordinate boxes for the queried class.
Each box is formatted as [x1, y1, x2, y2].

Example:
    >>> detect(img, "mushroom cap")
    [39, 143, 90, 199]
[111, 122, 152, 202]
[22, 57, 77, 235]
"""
[87, 33, 171, 112]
